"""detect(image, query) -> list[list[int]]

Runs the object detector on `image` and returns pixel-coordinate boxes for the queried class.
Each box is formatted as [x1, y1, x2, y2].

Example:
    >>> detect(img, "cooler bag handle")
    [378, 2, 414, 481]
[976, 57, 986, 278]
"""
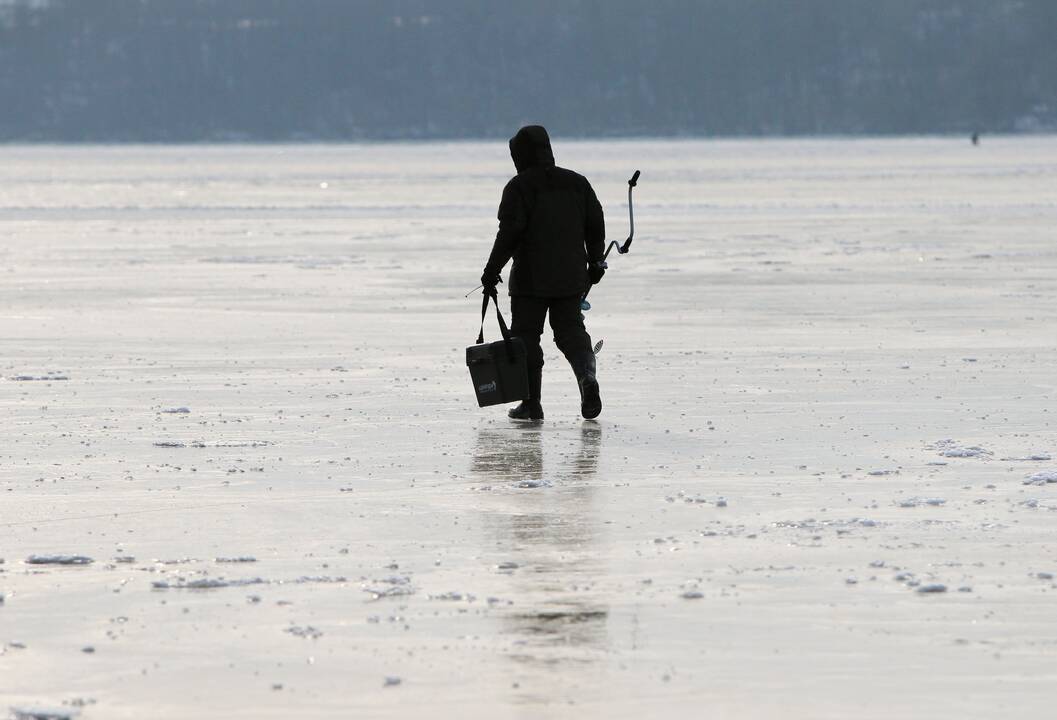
[476, 289, 517, 362]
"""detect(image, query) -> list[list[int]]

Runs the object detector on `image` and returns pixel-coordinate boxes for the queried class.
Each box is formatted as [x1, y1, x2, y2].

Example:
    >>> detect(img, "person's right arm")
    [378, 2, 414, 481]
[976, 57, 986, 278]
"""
[482, 179, 526, 285]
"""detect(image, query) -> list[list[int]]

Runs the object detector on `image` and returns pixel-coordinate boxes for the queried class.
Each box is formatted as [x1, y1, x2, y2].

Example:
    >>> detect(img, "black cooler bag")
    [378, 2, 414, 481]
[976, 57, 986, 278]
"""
[466, 290, 529, 407]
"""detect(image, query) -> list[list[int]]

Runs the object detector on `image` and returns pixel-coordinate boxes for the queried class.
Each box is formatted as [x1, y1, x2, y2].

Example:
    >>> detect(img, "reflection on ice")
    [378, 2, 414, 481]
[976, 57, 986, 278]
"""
[471, 423, 610, 671]
[470, 422, 601, 487]
[471, 425, 544, 483]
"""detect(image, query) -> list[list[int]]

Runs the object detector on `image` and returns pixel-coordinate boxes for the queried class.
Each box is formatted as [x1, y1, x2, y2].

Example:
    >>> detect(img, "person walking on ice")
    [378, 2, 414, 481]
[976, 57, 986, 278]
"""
[480, 125, 607, 421]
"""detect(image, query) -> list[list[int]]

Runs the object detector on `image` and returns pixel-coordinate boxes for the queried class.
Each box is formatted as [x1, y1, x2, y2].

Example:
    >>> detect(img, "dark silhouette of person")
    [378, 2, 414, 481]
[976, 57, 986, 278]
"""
[480, 125, 606, 421]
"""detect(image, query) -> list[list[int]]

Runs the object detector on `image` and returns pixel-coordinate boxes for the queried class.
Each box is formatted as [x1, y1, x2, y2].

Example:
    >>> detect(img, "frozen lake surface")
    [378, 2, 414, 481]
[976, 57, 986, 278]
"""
[2, 137, 1056, 718]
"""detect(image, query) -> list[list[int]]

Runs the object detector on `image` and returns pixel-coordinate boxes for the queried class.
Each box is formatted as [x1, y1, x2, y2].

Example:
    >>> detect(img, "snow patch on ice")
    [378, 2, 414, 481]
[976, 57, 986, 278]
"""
[943, 447, 990, 458]
[773, 518, 880, 531]
[288, 575, 347, 585]
[8, 373, 69, 382]
[930, 439, 991, 459]
[199, 254, 360, 269]
[154, 439, 270, 449]
[362, 577, 416, 600]
[153, 572, 346, 591]
[667, 491, 728, 507]
[898, 497, 947, 508]
[152, 577, 266, 590]
[191, 440, 270, 448]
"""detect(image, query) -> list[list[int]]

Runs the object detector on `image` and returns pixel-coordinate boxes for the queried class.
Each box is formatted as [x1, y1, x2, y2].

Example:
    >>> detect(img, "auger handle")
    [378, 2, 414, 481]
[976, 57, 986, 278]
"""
[581, 169, 640, 310]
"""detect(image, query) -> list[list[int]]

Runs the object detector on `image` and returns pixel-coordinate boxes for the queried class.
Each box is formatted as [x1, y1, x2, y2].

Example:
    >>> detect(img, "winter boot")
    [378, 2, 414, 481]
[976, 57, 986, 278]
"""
[508, 399, 544, 421]
[509, 364, 544, 421]
[574, 353, 602, 419]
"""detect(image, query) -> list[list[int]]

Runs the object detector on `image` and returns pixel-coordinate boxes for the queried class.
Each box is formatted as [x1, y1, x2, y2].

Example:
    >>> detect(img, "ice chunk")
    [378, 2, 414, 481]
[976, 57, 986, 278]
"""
[916, 583, 948, 593]
[25, 555, 93, 565]
[429, 591, 475, 602]
[1024, 471, 1057, 485]
[284, 625, 323, 639]
[10, 707, 80, 720]
[9, 374, 69, 382]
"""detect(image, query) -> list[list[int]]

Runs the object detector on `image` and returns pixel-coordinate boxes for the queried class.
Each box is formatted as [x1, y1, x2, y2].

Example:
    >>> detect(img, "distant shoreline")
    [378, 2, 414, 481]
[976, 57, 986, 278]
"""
[1, 131, 1055, 147]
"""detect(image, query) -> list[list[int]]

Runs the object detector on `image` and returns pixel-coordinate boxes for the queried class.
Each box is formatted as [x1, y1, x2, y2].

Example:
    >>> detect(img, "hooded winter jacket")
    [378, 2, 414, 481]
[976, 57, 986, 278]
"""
[483, 126, 605, 297]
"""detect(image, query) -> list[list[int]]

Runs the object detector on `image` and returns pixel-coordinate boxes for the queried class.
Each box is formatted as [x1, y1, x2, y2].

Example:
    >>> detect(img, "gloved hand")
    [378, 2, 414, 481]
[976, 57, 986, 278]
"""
[588, 260, 607, 285]
[481, 269, 502, 294]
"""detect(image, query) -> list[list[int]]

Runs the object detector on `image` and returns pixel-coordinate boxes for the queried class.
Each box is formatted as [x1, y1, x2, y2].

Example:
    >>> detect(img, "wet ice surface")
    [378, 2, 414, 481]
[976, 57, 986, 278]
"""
[1, 138, 1056, 718]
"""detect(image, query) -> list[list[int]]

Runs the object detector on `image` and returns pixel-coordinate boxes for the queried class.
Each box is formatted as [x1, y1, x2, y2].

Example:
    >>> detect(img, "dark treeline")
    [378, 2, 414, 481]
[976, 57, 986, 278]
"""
[0, 0, 1054, 141]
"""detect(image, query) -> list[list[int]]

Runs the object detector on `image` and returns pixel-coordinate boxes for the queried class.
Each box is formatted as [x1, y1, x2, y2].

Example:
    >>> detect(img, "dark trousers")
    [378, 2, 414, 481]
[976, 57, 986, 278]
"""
[510, 294, 593, 400]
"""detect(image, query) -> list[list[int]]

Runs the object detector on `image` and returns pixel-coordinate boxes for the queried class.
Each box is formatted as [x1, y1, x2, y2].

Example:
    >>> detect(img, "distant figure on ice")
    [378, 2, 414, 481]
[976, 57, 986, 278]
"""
[480, 125, 606, 421]
[971, 132, 980, 146]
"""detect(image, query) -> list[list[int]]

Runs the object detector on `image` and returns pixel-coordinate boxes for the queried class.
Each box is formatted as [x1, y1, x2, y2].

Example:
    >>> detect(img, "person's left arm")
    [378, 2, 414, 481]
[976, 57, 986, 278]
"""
[584, 180, 606, 282]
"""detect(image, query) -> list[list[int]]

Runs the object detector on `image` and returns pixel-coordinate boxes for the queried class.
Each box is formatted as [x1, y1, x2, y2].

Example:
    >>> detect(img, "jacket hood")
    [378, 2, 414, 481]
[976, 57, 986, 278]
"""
[509, 125, 555, 173]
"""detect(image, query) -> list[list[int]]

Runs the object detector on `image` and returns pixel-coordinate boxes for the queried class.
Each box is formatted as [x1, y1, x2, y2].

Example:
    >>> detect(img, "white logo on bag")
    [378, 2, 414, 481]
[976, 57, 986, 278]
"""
[478, 381, 497, 394]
